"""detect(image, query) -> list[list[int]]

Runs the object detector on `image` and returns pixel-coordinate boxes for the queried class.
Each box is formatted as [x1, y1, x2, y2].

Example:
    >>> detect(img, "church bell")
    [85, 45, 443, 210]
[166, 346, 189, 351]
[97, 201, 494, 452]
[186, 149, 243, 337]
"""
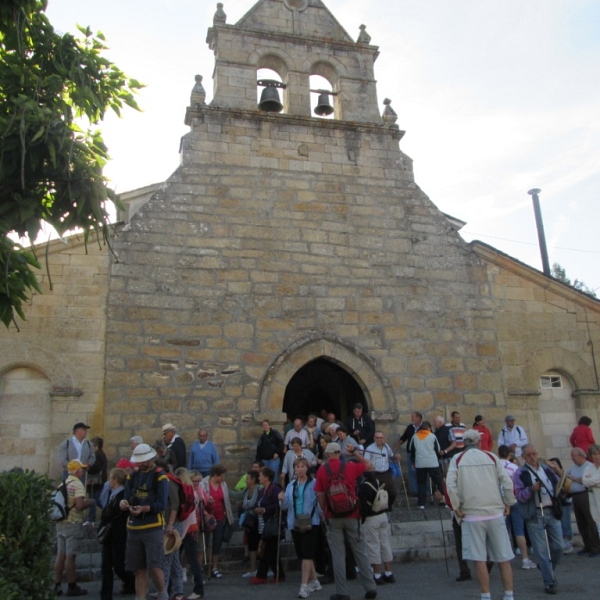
[314, 91, 334, 117]
[257, 79, 284, 113]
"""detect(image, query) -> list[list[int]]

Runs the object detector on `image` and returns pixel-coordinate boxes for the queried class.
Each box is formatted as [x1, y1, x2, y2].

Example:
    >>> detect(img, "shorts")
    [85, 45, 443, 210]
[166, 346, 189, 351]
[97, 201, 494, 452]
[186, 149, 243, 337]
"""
[291, 528, 318, 560]
[56, 522, 85, 555]
[363, 512, 393, 564]
[462, 516, 515, 563]
[125, 527, 165, 572]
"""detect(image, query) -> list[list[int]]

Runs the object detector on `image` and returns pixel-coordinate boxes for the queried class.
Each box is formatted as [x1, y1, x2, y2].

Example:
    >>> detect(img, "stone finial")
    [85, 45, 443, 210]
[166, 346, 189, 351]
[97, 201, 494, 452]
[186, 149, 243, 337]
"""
[214, 3, 227, 25]
[357, 24, 371, 45]
[382, 98, 398, 125]
[191, 75, 206, 107]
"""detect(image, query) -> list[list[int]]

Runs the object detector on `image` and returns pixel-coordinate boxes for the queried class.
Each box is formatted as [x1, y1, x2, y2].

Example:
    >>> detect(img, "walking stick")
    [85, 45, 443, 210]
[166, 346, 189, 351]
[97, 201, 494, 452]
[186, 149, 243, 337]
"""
[437, 493, 450, 578]
[539, 494, 555, 583]
[275, 506, 283, 585]
[399, 464, 410, 509]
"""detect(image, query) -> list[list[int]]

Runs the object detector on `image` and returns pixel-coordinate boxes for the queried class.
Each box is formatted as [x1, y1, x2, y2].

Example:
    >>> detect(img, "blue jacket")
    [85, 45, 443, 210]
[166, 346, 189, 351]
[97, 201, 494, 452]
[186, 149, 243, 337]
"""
[514, 463, 559, 521]
[281, 477, 321, 531]
[188, 440, 220, 473]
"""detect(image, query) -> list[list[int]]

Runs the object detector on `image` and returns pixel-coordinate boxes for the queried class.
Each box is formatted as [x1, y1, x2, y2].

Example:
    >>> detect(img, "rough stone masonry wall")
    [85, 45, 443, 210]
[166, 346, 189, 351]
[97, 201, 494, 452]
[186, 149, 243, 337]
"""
[0, 238, 110, 477]
[104, 106, 503, 473]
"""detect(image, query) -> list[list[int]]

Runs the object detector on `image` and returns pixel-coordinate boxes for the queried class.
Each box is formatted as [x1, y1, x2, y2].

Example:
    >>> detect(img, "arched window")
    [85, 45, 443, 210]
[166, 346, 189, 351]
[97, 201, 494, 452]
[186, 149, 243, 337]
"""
[310, 74, 334, 119]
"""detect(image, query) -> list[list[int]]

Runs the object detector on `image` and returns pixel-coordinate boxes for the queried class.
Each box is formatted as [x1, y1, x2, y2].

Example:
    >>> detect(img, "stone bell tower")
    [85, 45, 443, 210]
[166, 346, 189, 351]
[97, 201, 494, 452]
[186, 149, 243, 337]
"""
[206, 0, 381, 123]
[104, 0, 500, 466]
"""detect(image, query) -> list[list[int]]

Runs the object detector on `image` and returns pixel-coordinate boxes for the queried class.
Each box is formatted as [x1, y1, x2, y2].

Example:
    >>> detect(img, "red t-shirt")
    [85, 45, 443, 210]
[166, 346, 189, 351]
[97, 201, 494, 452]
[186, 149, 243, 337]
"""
[314, 458, 366, 519]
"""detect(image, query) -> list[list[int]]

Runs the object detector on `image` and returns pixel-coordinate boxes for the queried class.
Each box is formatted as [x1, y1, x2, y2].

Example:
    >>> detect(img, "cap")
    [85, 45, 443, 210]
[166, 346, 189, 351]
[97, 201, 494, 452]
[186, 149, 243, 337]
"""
[73, 422, 90, 431]
[67, 459, 88, 472]
[463, 429, 482, 444]
[130, 443, 156, 463]
[116, 459, 134, 469]
[505, 415, 516, 422]
[162, 423, 176, 434]
[325, 442, 341, 454]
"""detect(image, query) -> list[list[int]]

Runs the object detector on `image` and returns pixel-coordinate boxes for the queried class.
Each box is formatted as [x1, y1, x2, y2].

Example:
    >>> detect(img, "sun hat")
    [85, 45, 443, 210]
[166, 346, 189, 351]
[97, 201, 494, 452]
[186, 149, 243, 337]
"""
[162, 423, 176, 434]
[164, 529, 182, 554]
[130, 443, 156, 463]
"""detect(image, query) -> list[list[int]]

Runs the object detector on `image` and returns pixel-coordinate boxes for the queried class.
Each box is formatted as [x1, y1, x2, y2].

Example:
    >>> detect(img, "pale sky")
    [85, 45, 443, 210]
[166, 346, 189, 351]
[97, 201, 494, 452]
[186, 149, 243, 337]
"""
[46, 0, 600, 292]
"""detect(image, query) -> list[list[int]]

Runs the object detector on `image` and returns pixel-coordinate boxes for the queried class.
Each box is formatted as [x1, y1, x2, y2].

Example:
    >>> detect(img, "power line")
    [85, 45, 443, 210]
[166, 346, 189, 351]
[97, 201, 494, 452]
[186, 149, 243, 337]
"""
[461, 231, 600, 255]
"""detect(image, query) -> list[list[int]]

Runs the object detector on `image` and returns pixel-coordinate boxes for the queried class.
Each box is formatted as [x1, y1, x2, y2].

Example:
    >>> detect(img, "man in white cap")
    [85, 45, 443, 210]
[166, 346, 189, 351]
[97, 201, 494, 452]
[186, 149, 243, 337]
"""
[315, 442, 378, 600]
[446, 429, 516, 600]
[498, 415, 528, 464]
[120, 443, 169, 600]
[54, 459, 96, 597]
[162, 423, 186, 469]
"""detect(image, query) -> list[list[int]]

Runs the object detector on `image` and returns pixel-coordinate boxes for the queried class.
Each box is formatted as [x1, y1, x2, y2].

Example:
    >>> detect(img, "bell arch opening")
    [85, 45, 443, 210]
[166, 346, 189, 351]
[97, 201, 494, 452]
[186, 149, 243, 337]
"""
[282, 357, 368, 422]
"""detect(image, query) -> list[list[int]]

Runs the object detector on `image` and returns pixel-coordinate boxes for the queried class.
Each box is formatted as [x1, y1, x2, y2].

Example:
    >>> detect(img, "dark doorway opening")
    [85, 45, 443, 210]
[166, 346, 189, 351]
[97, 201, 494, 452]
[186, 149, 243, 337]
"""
[282, 358, 368, 422]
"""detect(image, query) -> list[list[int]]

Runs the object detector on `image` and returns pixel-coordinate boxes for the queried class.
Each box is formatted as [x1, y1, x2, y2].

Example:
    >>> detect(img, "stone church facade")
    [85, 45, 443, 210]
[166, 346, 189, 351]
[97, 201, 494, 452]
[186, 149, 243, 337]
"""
[1, 0, 599, 479]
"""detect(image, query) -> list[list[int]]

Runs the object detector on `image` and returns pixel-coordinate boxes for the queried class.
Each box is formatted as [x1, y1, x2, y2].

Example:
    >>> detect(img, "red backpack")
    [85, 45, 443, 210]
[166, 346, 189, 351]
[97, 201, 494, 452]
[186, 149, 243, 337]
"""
[166, 473, 196, 522]
[324, 461, 358, 517]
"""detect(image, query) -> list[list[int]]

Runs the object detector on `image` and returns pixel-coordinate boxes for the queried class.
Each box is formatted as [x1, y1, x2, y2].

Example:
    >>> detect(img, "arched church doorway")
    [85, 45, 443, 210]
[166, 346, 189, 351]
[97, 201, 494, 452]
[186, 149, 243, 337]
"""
[281, 358, 368, 422]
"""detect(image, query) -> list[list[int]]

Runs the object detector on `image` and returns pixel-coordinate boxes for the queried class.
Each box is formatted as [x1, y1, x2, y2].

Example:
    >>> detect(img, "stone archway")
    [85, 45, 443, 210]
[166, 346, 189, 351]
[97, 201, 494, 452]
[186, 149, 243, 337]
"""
[258, 333, 395, 423]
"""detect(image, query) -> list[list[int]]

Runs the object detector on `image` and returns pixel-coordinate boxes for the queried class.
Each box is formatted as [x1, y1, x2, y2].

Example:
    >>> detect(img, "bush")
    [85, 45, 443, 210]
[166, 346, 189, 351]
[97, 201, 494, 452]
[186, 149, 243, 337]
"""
[0, 469, 54, 600]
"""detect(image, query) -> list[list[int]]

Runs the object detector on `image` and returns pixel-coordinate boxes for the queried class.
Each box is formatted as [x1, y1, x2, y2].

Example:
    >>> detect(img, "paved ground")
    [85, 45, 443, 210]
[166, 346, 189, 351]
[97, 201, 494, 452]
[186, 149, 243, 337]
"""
[70, 553, 600, 600]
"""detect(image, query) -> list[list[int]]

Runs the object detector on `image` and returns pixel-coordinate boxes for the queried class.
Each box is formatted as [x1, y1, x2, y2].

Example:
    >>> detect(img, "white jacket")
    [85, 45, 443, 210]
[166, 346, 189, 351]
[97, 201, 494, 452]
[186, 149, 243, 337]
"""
[446, 447, 515, 517]
[497, 425, 528, 457]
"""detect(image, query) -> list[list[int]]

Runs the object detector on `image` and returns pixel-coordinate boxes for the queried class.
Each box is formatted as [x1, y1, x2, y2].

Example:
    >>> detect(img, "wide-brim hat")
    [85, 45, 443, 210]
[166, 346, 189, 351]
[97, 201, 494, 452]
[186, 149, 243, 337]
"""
[130, 443, 156, 463]
[162, 423, 176, 434]
[164, 529, 182, 554]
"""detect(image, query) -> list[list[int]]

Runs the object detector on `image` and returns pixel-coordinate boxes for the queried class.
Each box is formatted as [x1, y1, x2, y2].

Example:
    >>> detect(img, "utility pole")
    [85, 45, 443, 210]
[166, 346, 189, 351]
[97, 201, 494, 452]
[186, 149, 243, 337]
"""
[528, 188, 551, 277]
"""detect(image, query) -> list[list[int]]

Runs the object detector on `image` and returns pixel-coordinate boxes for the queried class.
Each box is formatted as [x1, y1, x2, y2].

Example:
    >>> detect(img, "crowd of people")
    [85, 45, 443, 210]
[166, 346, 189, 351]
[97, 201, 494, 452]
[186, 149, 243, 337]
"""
[51, 410, 600, 600]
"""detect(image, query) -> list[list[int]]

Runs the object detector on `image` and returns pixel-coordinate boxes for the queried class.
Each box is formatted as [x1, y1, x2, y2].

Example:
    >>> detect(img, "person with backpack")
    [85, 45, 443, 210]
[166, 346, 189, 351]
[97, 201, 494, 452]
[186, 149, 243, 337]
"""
[408, 420, 444, 509]
[498, 415, 529, 464]
[446, 429, 516, 600]
[57, 422, 96, 479]
[54, 459, 97, 597]
[314, 442, 378, 600]
[358, 470, 395, 585]
[364, 431, 399, 508]
[119, 443, 169, 600]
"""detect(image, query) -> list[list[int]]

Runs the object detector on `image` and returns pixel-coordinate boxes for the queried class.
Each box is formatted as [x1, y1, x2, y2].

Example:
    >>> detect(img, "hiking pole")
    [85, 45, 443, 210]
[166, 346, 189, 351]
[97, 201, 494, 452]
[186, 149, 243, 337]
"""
[399, 464, 410, 509]
[437, 494, 449, 578]
[275, 505, 283, 585]
[538, 493, 555, 584]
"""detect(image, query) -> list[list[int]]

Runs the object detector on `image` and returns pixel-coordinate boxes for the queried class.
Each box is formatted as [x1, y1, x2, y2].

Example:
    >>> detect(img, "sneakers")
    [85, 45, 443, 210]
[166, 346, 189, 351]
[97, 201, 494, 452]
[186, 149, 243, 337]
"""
[522, 558, 537, 570]
[308, 579, 322, 592]
[242, 571, 257, 578]
[65, 586, 88, 597]
[417, 505, 425, 510]
[563, 540, 574, 554]
[382, 574, 396, 583]
[211, 569, 223, 579]
[187, 594, 203, 600]
[299, 584, 310, 598]
[514, 547, 521, 556]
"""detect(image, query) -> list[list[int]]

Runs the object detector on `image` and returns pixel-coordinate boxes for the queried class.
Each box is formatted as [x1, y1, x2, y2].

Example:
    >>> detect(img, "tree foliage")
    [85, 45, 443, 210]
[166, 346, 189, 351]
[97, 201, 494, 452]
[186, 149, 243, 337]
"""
[0, 468, 55, 600]
[551, 262, 597, 297]
[0, 0, 142, 327]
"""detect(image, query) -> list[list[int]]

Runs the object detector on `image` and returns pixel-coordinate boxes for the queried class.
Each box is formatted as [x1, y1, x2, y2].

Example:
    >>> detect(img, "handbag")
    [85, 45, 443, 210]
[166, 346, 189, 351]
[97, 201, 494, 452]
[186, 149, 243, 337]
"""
[242, 511, 258, 530]
[96, 523, 112, 544]
[203, 511, 217, 533]
[261, 513, 282, 539]
[293, 514, 312, 532]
